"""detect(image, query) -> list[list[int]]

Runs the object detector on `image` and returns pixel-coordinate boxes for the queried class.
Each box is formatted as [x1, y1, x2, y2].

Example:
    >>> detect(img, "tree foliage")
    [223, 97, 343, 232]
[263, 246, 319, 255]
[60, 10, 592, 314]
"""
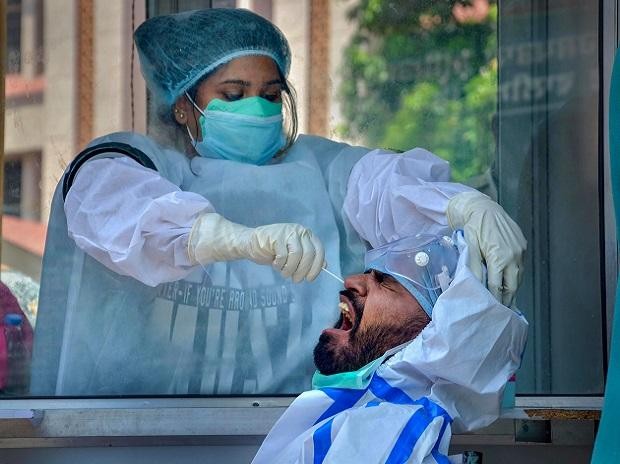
[339, 0, 498, 182]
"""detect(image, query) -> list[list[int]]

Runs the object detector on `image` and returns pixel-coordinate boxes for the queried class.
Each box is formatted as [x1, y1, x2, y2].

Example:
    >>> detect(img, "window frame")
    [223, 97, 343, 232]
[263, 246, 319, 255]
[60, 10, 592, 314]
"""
[603, 0, 619, 359]
[6, 0, 21, 75]
[0, 396, 602, 447]
[0, 0, 615, 447]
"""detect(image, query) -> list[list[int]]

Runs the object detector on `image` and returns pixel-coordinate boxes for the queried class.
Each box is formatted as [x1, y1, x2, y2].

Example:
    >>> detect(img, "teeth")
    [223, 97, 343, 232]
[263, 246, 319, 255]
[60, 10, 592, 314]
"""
[339, 302, 352, 324]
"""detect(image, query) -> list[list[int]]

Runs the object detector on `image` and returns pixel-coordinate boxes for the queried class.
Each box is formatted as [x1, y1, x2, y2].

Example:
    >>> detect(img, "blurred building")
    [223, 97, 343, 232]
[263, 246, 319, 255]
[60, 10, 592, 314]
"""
[2, 0, 357, 280]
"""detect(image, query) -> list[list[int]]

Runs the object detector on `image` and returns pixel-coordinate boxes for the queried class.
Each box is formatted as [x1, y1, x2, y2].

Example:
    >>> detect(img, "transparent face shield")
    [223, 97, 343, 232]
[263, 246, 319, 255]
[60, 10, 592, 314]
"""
[364, 234, 460, 316]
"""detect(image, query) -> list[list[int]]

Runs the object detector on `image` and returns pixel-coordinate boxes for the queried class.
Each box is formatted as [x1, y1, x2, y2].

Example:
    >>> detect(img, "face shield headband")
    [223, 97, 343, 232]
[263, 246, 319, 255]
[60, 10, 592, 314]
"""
[364, 234, 460, 317]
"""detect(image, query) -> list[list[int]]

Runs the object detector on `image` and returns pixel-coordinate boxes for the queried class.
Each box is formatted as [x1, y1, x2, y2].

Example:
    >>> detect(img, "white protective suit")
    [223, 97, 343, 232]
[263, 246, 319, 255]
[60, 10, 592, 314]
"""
[30, 131, 471, 395]
[252, 234, 529, 464]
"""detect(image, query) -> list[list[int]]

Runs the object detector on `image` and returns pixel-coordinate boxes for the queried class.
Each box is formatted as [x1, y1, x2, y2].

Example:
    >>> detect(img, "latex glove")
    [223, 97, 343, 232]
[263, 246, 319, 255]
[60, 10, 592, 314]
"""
[446, 191, 527, 306]
[188, 212, 325, 283]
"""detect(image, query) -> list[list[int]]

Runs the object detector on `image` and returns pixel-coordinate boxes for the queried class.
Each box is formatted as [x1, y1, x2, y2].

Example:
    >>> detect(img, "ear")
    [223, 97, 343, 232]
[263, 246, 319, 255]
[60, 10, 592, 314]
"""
[173, 95, 192, 125]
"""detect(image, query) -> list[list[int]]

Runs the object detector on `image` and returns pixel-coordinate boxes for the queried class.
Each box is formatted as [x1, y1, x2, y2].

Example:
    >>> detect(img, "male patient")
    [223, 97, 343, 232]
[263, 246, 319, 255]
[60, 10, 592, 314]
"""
[253, 232, 528, 464]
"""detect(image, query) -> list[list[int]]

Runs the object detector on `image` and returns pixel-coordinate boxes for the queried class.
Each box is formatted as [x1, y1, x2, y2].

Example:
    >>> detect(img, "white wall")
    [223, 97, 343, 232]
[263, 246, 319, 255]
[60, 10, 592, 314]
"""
[272, 0, 310, 134]
[40, 0, 78, 221]
[328, 0, 357, 142]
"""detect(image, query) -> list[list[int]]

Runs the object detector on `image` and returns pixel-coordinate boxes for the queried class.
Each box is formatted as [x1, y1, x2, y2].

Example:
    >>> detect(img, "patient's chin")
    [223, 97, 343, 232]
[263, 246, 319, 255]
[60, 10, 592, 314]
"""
[313, 332, 348, 375]
[313, 331, 369, 376]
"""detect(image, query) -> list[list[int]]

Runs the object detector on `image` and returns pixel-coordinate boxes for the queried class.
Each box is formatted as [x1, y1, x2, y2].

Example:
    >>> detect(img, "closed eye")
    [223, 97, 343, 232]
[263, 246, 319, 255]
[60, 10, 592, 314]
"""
[261, 83, 283, 102]
[368, 269, 387, 284]
[382, 278, 399, 292]
[262, 92, 281, 102]
[370, 270, 399, 291]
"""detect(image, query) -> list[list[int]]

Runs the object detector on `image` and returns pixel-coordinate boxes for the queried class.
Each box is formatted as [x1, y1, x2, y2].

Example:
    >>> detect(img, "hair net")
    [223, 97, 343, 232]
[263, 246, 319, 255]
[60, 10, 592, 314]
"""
[134, 8, 292, 106]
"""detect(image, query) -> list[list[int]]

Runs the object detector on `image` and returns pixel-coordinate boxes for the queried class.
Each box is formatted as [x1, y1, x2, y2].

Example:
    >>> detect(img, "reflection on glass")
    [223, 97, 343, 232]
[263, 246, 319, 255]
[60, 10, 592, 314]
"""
[339, 0, 498, 186]
[498, 0, 601, 394]
[0, 281, 34, 397]
[0, 0, 604, 397]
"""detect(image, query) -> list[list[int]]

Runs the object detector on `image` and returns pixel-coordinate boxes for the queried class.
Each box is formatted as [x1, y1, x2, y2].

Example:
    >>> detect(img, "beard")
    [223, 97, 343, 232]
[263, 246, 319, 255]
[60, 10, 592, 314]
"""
[313, 301, 430, 376]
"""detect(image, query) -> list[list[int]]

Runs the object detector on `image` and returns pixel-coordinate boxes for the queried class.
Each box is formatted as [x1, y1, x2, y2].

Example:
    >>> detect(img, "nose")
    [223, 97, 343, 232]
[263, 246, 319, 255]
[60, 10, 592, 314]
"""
[344, 273, 369, 297]
[245, 86, 262, 98]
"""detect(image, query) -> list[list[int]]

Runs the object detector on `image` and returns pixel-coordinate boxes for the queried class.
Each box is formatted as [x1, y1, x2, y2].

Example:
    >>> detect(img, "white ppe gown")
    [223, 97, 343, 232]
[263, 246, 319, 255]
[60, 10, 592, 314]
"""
[30, 131, 471, 395]
[252, 235, 529, 464]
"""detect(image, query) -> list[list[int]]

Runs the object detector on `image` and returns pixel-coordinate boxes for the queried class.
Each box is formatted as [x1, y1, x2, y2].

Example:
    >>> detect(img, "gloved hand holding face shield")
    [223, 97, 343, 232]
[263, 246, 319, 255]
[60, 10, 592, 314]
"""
[188, 212, 325, 283]
[446, 191, 527, 307]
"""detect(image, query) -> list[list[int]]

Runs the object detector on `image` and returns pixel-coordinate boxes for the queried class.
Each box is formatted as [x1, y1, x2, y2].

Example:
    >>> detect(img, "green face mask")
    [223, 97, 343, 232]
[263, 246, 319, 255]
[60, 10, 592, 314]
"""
[311, 342, 411, 390]
[206, 96, 283, 116]
[186, 94, 285, 164]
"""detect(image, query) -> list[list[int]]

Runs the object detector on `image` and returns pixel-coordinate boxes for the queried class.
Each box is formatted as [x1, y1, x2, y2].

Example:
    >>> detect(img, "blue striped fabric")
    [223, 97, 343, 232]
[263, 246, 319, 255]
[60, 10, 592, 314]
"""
[368, 375, 415, 405]
[430, 411, 451, 464]
[314, 387, 367, 425]
[312, 418, 334, 464]
[431, 449, 451, 464]
[385, 407, 436, 464]
[311, 374, 453, 463]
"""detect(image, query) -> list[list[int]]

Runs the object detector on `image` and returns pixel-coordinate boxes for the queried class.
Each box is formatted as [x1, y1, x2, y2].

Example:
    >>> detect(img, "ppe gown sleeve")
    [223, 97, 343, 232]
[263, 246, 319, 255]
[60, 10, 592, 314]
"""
[64, 156, 215, 286]
[343, 148, 474, 248]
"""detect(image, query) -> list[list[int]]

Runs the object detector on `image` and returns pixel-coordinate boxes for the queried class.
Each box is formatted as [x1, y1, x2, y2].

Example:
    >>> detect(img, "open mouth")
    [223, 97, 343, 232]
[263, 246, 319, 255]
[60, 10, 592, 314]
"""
[333, 295, 356, 332]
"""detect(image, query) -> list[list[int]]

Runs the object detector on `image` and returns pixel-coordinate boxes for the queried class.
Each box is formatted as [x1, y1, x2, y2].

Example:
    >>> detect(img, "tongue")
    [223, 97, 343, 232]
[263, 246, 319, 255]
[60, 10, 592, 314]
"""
[341, 318, 352, 331]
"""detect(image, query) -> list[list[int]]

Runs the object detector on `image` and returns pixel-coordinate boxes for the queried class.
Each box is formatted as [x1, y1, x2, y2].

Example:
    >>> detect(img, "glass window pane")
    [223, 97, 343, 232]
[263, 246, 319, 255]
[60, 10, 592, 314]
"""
[6, 0, 22, 74]
[1, 0, 605, 398]
[498, 0, 602, 394]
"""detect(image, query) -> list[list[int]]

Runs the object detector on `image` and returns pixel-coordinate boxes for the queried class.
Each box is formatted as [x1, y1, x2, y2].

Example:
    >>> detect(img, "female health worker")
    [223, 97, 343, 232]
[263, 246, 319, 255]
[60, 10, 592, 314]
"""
[30, 8, 526, 396]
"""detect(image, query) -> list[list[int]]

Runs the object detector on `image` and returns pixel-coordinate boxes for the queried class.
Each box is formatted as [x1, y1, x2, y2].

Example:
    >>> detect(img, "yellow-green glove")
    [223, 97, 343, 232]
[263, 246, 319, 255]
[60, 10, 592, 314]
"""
[188, 212, 324, 283]
[447, 191, 527, 307]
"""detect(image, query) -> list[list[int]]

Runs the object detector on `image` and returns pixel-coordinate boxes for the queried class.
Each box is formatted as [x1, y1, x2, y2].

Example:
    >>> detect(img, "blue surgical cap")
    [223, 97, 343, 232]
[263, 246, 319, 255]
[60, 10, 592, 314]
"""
[134, 9, 292, 106]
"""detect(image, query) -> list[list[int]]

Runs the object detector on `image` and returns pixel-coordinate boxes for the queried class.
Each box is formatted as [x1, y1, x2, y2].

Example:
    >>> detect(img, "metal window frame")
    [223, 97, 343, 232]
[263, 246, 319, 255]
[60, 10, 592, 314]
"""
[603, 0, 619, 360]
[0, 395, 602, 448]
[0, 0, 616, 448]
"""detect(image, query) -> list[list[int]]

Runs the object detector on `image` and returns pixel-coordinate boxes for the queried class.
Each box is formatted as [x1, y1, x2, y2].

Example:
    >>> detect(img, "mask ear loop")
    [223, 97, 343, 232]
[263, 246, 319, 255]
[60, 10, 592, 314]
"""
[186, 125, 198, 147]
[184, 91, 205, 149]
